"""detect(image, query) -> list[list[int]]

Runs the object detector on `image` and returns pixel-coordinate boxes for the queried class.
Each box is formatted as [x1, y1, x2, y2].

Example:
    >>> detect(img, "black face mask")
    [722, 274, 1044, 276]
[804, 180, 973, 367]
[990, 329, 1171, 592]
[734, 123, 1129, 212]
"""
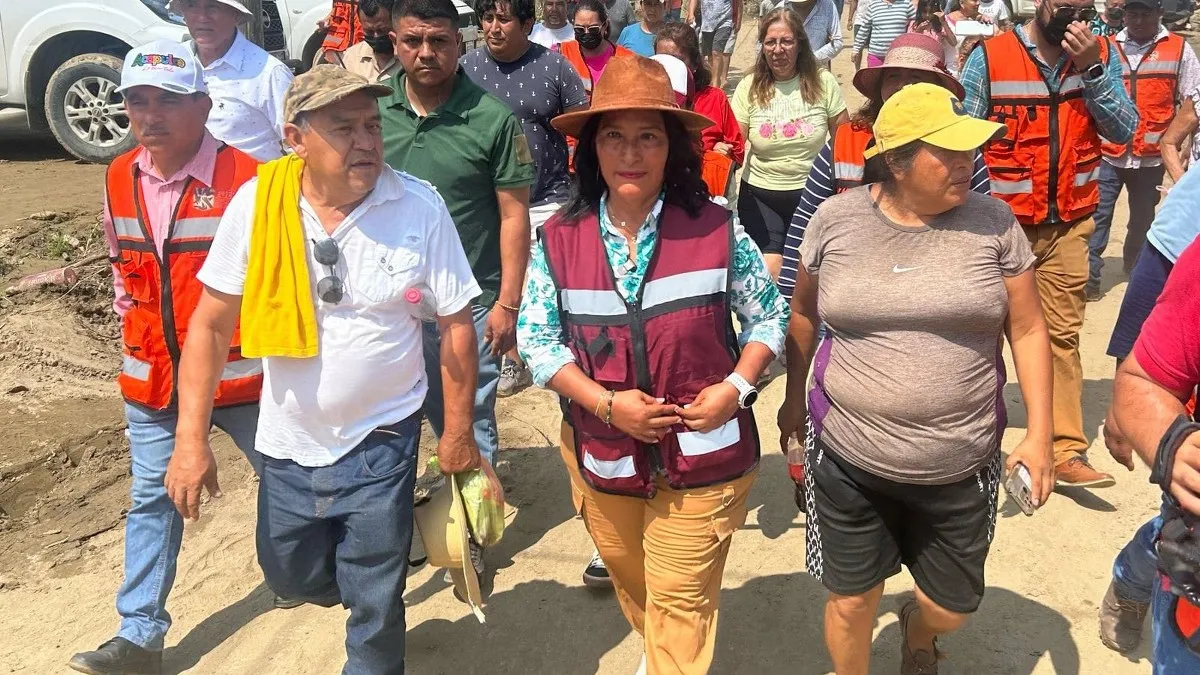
[364, 33, 394, 55]
[1039, 5, 1097, 44]
[575, 26, 605, 49]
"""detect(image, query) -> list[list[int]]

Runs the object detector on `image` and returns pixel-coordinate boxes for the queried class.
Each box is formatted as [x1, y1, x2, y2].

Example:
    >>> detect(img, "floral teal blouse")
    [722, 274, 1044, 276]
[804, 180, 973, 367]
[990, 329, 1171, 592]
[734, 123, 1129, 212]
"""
[516, 194, 791, 387]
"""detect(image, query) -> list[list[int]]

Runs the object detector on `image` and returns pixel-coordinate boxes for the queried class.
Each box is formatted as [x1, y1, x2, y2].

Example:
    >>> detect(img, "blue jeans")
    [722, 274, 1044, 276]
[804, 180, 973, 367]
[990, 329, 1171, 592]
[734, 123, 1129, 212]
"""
[116, 402, 261, 650]
[1113, 515, 1163, 605]
[422, 302, 500, 465]
[1152, 577, 1200, 673]
[1088, 162, 1165, 291]
[256, 414, 419, 675]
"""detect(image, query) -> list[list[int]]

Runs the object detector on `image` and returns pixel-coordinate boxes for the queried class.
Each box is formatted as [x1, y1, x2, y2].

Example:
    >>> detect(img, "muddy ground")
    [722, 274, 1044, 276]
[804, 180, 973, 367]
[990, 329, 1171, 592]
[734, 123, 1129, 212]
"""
[0, 24, 1171, 675]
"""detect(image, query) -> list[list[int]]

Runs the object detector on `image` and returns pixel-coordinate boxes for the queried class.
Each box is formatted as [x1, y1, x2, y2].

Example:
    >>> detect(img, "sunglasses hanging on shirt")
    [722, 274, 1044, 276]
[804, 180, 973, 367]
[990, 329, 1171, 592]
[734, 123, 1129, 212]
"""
[313, 237, 344, 305]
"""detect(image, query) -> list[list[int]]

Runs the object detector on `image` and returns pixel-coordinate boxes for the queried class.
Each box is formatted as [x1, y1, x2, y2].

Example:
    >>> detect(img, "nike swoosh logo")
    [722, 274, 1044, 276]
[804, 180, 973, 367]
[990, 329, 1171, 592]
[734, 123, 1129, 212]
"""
[892, 265, 922, 273]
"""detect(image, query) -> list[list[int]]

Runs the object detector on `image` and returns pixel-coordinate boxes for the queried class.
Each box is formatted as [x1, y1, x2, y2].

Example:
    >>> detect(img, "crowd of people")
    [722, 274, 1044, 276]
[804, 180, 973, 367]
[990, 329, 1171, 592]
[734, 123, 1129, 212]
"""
[59, 0, 1200, 673]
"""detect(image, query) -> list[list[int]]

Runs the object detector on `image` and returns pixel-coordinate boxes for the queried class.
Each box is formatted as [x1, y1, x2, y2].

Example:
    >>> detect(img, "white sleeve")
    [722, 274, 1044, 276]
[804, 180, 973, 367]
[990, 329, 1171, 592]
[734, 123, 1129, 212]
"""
[197, 182, 255, 296]
[423, 201, 482, 316]
[263, 62, 295, 142]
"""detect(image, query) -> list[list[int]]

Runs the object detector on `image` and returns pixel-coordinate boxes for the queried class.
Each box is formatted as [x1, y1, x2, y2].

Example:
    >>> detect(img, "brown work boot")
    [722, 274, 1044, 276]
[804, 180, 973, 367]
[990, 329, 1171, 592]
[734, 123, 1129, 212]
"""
[1098, 581, 1150, 653]
[899, 600, 941, 675]
[1055, 456, 1116, 488]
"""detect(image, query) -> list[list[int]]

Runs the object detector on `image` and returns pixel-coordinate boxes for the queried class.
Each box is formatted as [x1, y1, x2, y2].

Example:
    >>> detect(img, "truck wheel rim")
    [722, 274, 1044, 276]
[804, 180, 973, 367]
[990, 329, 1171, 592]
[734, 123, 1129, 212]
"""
[63, 76, 130, 149]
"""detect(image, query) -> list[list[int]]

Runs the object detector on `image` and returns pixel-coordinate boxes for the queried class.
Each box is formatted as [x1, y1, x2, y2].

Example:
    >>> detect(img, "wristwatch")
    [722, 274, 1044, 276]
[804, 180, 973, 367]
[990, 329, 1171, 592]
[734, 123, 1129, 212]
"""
[1083, 62, 1105, 81]
[724, 373, 759, 409]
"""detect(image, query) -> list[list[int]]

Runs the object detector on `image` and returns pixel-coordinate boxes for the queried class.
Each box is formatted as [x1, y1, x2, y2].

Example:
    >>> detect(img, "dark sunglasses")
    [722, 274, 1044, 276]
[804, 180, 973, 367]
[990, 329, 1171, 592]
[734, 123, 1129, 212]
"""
[1053, 5, 1098, 21]
[312, 237, 344, 304]
[575, 25, 604, 35]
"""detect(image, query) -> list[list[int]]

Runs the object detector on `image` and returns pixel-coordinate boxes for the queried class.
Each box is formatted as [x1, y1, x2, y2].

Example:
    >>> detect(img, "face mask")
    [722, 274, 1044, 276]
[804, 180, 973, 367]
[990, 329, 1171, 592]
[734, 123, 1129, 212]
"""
[1038, 7, 1075, 44]
[575, 26, 605, 49]
[1107, 8, 1125, 23]
[364, 33, 393, 54]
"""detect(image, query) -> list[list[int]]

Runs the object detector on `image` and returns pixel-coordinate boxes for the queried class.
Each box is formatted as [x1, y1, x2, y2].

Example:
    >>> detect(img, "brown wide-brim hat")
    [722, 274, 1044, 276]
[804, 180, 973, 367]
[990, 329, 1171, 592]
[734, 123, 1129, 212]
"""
[552, 55, 716, 138]
[851, 33, 965, 102]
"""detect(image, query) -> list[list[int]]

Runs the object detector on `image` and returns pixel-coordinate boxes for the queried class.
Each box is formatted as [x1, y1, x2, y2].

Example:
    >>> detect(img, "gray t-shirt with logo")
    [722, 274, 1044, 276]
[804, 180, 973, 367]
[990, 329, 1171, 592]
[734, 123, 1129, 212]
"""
[801, 187, 1036, 485]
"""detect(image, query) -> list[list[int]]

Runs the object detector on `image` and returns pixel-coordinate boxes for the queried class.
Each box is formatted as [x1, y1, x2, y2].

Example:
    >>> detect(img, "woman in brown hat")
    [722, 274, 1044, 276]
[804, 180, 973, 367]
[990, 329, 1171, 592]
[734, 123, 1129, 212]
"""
[515, 54, 790, 674]
[777, 32, 989, 303]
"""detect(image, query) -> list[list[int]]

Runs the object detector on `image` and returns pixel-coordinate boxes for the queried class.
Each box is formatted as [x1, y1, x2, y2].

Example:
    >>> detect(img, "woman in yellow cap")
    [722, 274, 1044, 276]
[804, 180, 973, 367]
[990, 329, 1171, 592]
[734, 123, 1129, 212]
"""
[517, 54, 790, 674]
[778, 82, 1055, 675]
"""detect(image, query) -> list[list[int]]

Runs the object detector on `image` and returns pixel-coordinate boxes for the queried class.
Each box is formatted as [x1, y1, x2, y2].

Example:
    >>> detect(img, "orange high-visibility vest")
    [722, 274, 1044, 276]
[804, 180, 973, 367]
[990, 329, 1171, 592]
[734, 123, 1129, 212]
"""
[105, 144, 262, 410]
[321, 0, 363, 53]
[558, 40, 635, 97]
[1101, 33, 1184, 159]
[831, 123, 875, 194]
[701, 151, 735, 199]
[981, 31, 1109, 225]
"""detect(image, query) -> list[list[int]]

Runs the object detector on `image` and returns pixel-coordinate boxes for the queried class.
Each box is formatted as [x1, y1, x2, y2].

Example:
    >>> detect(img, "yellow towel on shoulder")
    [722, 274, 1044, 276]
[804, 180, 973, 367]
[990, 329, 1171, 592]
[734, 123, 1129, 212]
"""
[240, 154, 319, 358]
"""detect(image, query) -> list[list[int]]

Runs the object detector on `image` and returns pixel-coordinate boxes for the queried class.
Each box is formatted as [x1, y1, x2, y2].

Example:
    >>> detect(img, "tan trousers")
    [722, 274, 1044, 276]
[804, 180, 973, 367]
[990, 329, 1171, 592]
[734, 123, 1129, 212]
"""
[560, 423, 756, 675]
[1025, 217, 1093, 464]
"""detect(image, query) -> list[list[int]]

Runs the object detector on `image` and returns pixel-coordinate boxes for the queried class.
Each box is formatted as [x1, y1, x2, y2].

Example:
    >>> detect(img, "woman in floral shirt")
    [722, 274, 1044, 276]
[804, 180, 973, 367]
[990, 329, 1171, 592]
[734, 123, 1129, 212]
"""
[732, 7, 847, 279]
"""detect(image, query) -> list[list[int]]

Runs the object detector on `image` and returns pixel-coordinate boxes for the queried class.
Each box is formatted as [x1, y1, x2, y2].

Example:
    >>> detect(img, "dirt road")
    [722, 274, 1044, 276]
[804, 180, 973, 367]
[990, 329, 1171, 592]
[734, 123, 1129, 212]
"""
[0, 28, 1165, 675]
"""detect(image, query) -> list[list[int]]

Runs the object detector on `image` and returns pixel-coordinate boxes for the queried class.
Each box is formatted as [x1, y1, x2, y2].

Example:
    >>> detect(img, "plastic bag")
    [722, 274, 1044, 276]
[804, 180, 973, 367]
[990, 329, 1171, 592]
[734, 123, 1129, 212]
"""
[428, 456, 506, 548]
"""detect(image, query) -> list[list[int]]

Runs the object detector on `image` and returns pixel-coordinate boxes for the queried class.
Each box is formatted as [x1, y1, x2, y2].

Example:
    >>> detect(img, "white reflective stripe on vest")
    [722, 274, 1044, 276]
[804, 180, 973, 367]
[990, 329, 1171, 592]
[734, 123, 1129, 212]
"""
[642, 268, 728, 312]
[221, 358, 262, 380]
[834, 162, 864, 180]
[1144, 131, 1165, 144]
[1061, 74, 1084, 95]
[170, 217, 223, 240]
[677, 417, 741, 457]
[112, 217, 143, 239]
[990, 178, 1034, 195]
[1075, 165, 1101, 186]
[582, 452, 637, 479]
[560, 288, 627, 316]
[122, 355, 152, 381]
[1135, 60, 1180, 75]
[990, 80, 1050, 98]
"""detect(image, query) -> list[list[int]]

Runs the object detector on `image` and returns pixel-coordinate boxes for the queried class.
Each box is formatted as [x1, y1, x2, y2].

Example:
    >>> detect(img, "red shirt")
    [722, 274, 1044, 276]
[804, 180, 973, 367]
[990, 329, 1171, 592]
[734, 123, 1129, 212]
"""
[692, 85, 745, 166]
[1133, 237, 1200, 397]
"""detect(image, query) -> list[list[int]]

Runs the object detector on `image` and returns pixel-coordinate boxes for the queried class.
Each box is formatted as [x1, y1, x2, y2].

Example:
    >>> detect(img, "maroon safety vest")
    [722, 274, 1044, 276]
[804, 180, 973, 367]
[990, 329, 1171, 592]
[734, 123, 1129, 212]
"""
[541, 201, 760, 497]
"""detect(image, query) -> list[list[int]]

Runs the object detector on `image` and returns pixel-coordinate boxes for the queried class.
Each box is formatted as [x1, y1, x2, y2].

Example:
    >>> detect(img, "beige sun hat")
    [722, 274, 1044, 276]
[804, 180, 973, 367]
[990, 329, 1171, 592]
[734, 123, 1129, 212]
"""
[168, 0, 254, 24]
[414, 473, 486, 623]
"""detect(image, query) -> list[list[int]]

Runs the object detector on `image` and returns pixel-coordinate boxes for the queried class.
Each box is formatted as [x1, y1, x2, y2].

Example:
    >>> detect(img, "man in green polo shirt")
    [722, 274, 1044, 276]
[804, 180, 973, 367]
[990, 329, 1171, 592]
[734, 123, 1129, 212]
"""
[381, 0, 533, 497]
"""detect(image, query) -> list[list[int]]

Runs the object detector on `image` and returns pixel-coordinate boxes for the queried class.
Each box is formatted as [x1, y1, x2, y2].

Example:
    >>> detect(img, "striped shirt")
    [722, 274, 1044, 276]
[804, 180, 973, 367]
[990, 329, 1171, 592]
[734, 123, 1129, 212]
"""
[853, 0, 915, 57]
[776, 139, 991, 300]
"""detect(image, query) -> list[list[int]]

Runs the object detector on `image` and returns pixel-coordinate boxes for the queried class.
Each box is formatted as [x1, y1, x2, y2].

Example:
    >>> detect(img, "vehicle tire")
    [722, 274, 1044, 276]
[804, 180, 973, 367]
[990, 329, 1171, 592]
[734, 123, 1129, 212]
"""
[44, 53, 135, 164]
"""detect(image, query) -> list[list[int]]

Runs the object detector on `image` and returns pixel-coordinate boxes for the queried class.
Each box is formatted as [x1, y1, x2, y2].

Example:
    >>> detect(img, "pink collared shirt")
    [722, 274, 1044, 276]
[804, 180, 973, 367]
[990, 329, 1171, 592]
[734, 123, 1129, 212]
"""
[103, 133, 221, 316]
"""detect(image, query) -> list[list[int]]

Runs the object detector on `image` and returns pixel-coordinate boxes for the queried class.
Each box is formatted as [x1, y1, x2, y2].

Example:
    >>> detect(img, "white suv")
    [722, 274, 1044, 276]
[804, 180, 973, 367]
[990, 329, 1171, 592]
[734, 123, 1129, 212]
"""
[0, 0, 478, 164]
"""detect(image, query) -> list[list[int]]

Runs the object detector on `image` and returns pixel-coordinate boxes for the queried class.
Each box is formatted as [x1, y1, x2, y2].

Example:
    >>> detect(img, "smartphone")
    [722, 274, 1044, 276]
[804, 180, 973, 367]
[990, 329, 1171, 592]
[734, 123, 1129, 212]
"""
[1004, 464, 1036, 516]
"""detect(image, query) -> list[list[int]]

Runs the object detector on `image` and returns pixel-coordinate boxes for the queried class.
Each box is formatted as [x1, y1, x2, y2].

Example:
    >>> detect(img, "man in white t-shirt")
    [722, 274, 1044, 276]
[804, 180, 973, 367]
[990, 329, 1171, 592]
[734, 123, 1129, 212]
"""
[164, 66, 482, 672]
[173, 0, 294, 161]
[532, 0, 576, 46]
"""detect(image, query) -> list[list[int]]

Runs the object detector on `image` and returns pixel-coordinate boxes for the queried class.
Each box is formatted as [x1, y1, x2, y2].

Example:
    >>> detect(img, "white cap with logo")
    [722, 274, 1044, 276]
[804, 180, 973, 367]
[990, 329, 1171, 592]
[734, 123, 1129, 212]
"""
[116, 40, 208, 95]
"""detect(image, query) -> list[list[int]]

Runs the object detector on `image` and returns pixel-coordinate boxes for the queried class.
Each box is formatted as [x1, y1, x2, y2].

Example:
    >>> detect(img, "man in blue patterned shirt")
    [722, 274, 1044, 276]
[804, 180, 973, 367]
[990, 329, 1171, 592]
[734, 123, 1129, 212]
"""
[960, 0, 1139, 490]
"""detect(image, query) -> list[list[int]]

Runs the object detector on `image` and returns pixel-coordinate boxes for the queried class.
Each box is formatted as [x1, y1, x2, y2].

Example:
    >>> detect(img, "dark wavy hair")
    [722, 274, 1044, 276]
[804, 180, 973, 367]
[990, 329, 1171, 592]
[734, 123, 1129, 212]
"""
[561, 112, 710, 222]
[654, 23, 712, 90]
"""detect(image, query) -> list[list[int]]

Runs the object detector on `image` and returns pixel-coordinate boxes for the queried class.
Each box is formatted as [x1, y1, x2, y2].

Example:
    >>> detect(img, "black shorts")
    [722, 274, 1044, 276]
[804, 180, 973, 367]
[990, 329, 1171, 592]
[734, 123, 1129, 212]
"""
[803, 435, 1002, 614]
[737, 182, 803, 255]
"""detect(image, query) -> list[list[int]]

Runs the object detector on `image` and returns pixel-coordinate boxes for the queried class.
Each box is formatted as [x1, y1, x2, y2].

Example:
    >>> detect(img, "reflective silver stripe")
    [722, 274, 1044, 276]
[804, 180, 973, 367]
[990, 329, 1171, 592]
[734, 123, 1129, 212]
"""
[990, 178, 1034, 195]
[221, 358, 262, 380]
[1075, 166, 1101, 187]
[122, 355, 151, 381]
[834, 162, 864, 180]
[1061, 74, 1084, 94]
[1144, 131, 1164, 144]
[677, 417, 741, 457]
[582, 452, 637, 479]
[990, 80, 1050, 97]
[642, 268, 728, 311]
[170, 217, 222, 240]
[113, 216, 143, 239]
[560, 288, 627, 317]
[1136, 60, 1180, 75]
